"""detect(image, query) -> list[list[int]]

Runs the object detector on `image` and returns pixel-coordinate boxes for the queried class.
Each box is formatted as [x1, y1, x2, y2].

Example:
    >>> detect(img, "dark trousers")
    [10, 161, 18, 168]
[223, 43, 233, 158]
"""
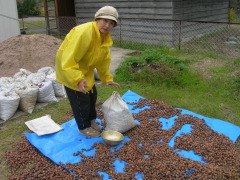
[64, 85, 97, 130]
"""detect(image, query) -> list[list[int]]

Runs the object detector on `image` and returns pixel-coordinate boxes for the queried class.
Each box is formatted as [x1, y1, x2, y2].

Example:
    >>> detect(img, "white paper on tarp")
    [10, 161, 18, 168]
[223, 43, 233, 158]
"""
[25, 115, 63, 136]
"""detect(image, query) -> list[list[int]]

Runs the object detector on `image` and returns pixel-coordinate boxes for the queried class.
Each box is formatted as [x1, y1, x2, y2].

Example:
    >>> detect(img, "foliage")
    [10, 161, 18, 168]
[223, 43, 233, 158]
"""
[233, 58, 240, 95]
[19, 20, 56, 29]
[115, 48, 199, 88]
[17, 0, 41, 18]
[115, 46, 240, 126]
[230, 0, 240, 9]
[229, 8, 236, 22]
[114, 40, 170, 51]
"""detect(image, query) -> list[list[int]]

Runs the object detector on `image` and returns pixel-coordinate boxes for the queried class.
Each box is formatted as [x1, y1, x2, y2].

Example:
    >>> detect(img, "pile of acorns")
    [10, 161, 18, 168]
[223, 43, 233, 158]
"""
[5, 98, 240, 179]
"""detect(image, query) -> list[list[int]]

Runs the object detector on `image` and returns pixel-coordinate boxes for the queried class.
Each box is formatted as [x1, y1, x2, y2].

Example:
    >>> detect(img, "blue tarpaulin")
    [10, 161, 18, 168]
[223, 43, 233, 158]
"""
[25, 90, 240, 178]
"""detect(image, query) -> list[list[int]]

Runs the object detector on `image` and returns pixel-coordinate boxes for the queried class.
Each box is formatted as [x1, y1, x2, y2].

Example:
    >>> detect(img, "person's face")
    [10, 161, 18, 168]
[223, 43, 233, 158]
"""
[97, 19, 115, 34]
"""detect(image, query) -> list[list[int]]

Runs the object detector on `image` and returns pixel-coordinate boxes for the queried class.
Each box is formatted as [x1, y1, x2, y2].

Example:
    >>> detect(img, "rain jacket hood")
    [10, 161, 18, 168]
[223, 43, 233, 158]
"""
[55, 21, 113, 92]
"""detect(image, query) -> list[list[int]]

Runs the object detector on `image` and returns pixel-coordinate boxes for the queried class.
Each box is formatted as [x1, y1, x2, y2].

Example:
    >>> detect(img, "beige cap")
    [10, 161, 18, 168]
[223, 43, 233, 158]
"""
[95, 6, 119, 26]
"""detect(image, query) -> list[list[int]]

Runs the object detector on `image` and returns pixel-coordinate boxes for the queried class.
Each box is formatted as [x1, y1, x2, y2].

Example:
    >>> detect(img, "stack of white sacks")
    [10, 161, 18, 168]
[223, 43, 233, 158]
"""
[0, 67, 66, 122]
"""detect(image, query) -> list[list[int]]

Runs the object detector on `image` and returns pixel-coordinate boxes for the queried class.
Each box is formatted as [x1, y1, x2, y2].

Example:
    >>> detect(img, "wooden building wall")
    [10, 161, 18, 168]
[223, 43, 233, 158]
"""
[173, 0, 229, 22]
[172, 0, 229, 45]
[74, 0, 173, 19]
[74, 0, 229, 21]
[73, 0, 229, 47]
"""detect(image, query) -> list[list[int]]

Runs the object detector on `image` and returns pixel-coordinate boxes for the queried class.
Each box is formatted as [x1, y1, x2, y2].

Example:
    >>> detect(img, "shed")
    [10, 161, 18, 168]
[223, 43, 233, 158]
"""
[74, 0, 229, 22]
[50, 0, 230, 46]
[0, 0, 20, 42]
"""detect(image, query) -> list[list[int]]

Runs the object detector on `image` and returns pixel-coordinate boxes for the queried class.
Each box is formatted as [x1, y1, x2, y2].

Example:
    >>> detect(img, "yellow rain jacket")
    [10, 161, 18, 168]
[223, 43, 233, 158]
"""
[55, 21, 113, 92]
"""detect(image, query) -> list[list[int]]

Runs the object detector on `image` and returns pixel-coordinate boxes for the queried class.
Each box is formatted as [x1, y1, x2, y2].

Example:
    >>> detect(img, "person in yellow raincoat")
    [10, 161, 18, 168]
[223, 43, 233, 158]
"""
[55, 6, 120, 138]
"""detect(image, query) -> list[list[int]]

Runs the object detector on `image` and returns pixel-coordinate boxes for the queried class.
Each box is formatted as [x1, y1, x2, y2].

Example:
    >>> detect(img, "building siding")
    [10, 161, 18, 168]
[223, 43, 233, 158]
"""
[173, 0, 229, 22]
[74, 0, 173, 19]
[172, 0, 229, 46]
[74, 0, 228, 21]
[73, 0, 229, 47]
[0, 0, 20, 42]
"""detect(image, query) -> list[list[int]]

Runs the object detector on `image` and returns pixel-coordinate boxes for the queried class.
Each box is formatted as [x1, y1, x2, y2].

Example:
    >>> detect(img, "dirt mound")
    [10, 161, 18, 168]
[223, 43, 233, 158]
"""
[0, 34, 63, 77]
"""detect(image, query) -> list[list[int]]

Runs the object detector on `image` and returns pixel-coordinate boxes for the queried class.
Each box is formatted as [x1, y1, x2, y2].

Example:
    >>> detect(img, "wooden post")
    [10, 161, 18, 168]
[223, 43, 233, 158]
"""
[43, 0, 50, 34]
[54, 0, 60, 36]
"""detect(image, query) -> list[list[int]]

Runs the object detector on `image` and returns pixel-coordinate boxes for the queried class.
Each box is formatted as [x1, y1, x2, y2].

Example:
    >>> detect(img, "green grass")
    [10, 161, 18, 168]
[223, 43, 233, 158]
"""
[113, 46, 240, 127]
[19, 21, 56, 29]
[0, 44, 239, 179]
[233, 17, 240, 23]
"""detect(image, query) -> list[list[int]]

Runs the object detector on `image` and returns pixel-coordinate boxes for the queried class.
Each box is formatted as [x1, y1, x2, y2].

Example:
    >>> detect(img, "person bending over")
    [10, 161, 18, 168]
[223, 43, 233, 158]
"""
[55, 6, 120, 138]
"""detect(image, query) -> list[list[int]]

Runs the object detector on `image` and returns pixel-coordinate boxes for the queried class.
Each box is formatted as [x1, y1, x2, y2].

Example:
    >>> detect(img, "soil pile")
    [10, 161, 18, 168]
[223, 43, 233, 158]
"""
[0, 34, 63, 77]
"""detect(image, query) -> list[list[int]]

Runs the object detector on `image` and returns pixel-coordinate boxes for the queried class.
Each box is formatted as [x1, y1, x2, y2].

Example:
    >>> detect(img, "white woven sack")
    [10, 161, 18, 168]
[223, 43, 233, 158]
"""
[102, 91, 137, 133]
[37, 80, 58, 103]
[0, 77, 16, 92]
[0, 77, 14, 85]
[27, 72, 46, 85]
[46, 73, 66, 97]
[13, 69, 32, 82]
[19, 68, 32, 75]
[0, 91, 20, 121]
[38, 67, 55, 75]
[16, 86, 39, 113]
[51, 80, 66, 97]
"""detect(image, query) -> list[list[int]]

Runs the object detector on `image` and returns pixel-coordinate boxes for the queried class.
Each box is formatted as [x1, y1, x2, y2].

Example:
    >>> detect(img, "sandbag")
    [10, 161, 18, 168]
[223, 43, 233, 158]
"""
[38, 67, 55, 76]
[0, 77, 16, 92]
[46, 73, 66, 98]
[0, 91, 20, 121]
[26, 72, 46, 85]
[15, 84, 39, 113]
[102, 91, 137, 133]
[13, 68, 32, 81]
[0, 77, 15, 85]
[37, 80, 58, 103]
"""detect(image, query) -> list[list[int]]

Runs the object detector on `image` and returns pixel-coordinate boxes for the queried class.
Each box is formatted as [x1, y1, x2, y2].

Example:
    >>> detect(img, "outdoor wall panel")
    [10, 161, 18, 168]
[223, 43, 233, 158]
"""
[75, 2, 172, 8]
[73, 0, 229, 48]
[74, 0, 173, 19]
[0, 0, 20, 42]
[173, 0, 229, 22]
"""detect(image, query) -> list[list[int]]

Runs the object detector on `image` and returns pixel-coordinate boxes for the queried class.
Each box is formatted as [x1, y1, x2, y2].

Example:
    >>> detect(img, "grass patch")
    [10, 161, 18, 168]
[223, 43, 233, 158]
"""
[19, 21, 56, 29]
[114, 40, 172, 51]
[115, 47, 240, 126]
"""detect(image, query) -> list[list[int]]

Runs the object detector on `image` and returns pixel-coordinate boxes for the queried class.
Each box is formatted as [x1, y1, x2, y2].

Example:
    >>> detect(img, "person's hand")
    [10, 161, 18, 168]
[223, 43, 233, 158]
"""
[106, 81, 120, 88]
[78, 80, 89, 94]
